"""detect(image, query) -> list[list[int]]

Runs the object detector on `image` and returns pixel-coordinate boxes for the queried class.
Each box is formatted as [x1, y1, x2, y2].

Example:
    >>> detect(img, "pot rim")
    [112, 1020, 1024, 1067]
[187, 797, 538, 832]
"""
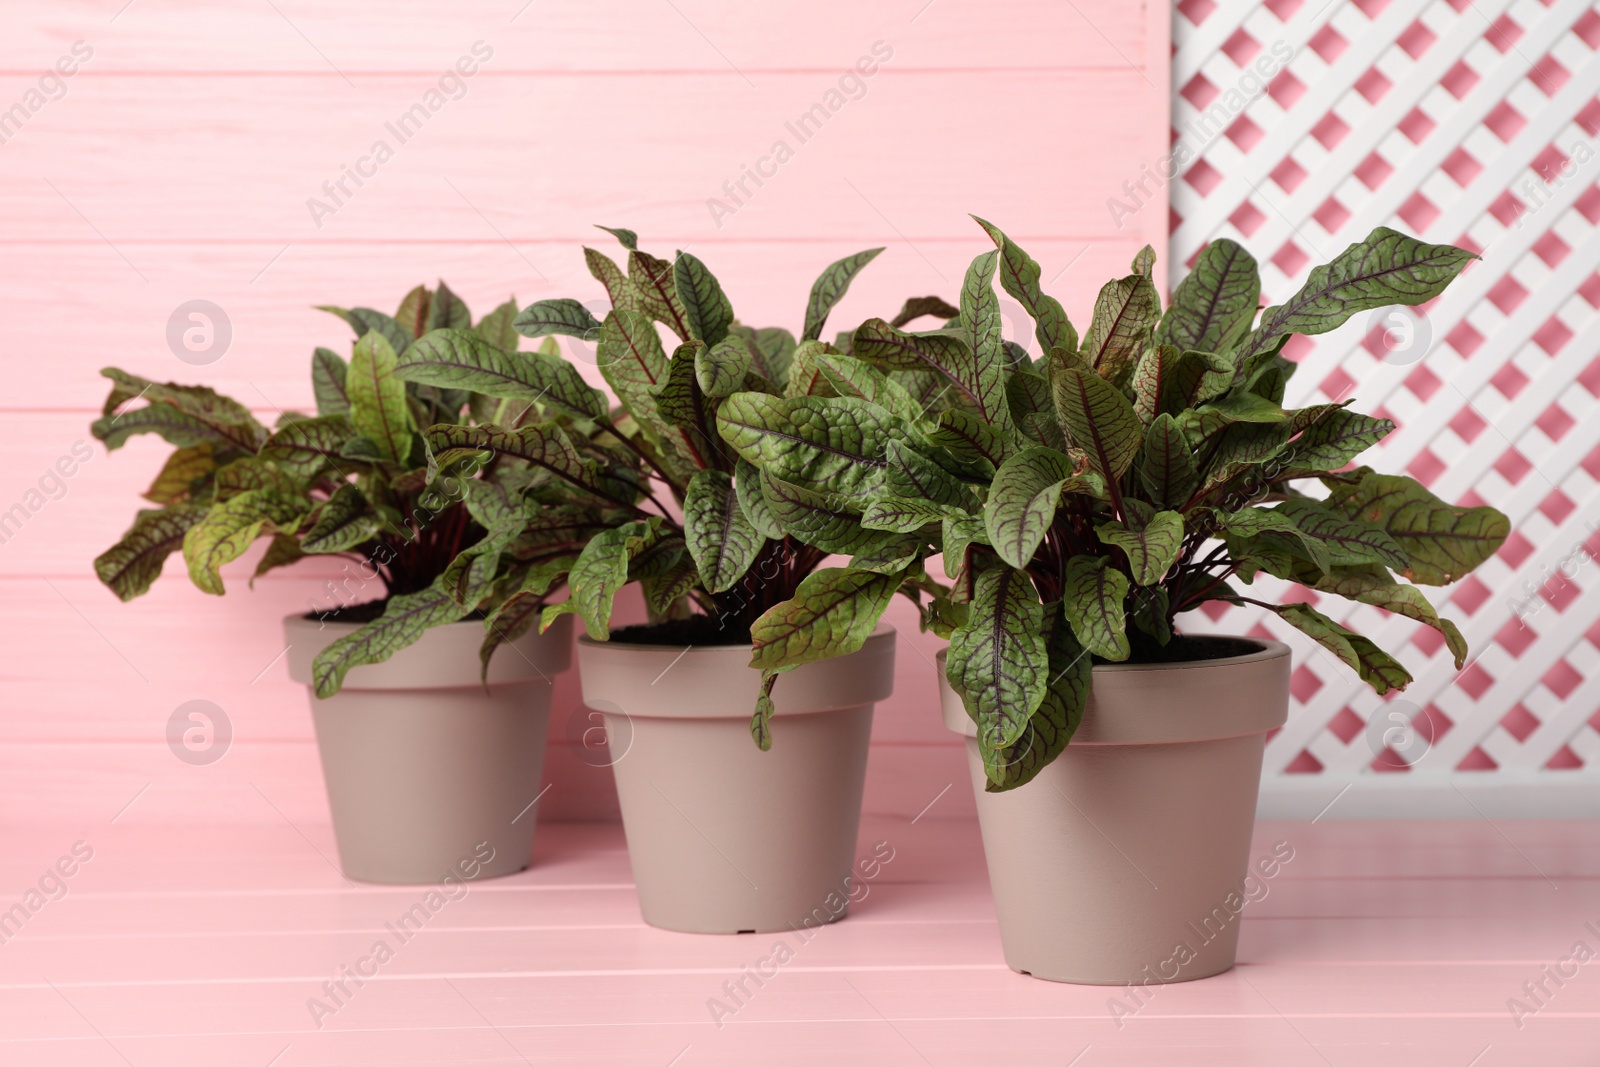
[282, 612, 571, 690]
[284, 611, 487, 631]
[576, 621, 895, 654]
[937, 634, 1291, 744]
[574, 624, 895, 718]
[933, 634, 1289, 673]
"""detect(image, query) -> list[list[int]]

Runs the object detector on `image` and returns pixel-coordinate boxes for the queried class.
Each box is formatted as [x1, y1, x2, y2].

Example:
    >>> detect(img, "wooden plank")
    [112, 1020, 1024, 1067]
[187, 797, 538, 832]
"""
[0, 71, 1155, 242]
[0, 239, 1141, 410]
[0, 0, 1146, 73]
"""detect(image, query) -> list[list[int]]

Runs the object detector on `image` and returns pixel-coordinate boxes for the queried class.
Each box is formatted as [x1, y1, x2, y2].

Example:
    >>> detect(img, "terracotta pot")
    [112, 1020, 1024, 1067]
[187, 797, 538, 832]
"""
[939, 637, 1290, 983]
[576, 626, 894, 934]
[284, 613, 571, 884]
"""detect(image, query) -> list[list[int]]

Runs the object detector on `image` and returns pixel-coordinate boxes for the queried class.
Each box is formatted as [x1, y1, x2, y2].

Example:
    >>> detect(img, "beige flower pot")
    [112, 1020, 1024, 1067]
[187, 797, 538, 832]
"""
[939, 637, 1290, 983]
[284, 613, 571, 884]
[577, 626, 894, 934]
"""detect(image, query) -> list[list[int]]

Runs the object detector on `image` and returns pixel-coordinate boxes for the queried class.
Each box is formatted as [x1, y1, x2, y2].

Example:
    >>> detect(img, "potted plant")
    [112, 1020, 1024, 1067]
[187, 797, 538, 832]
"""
[91, 283, 602, 884]
[729, 221, 1508, 982]
[401, 229, 944, 933]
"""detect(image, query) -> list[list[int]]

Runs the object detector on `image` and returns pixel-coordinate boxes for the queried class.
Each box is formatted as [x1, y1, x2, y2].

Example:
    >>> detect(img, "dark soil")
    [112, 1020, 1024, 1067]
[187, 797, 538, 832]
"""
[303, 600, 389, 624]
[609, 615, 754, 647]
[303, 601, 484, 625]
[1118, 633, 1264, 665]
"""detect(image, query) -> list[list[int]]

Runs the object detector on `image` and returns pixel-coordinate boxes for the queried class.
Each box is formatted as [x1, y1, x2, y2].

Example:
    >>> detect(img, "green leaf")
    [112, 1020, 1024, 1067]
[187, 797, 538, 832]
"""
[142, 443, 220, 504]
[981, 615, 1090, 790]
[801, 248, 884, 342]
[1212, 505, 1332, 574]
[480, 556, 576, 679]
[551, 518, 666, 639]
[1269, 602, 1412, 695]
[394, 286, 431, 340]
[508, 505, 608, 559]
[695, 337, 752, 398]
[889, 295, 960, 329]
[946, 565, 1048, 748]
[640, 554, 699, 619]
[1155, 238, 1260, 355]
[734, 458, 783, 540]
[717, 393, 900, 496]
[848, 531, 924, 574]
[596, 308, 669, 415]
[1096, 510, 1183, 586]
[749, 567, 899, 671]
[212, 457, 305, 503]
[396, 328, 607, 421]
[513, 298, 603, 340]
[1236, 227, 1475, 365]
[747, 326, 799, 385]
[439, 530, 514, 609]
[984, 446, 1074, 569]
[1006, 366, 1061, 444]
[594, 310, 701, 479]
[1311, 565, 1470, 669]
[1130, 343, 1175, 427]
[348, 331, 416, 465]
[1195, 392, 1288, 428]
[629, 249, 693, 340]
[424, 423, 612, 503]
[885, 439, 980, 513]
[750, 669, 780, 751]
[1081, 273, 1160, 381]
[1162, 349, 1233, 413]
[319, 306, 413, 355]
[958, 250, 1013, 430]
[1284, 408, 1395, 472]
[860, 496, 953, 532]
[673, 251, 735, 346]
[1276, 498, 1409, 570]
[759, 472, 889, 555]
[970, 216, 1076, 354]
[851, 318, 1011, 430]
[814, 352, 923, 423]
[426, 281, 471, 331]
[1131, 245, 1156, 277]
[1051, 363, 1142, 484]
[782, 339, 838, 398]
[653, 341, 726, 468]
[460, 478, 523, 536]
[1062, 555, 1130, 659]
[94, 505, 207, 601]
[300, 484, 379, 554]
[251, 532, 305, 585]
[684, 469, 764, 593]
[258, 414, 354, 480]
[312, 348, 350, 416]
[1137, 413, 1199, 509]
[1129, 584, 1172, 645]
[585, 246, 645, 315]
[474, 297, 521, 351]
[1197, 422, 1293, 495]
[594, 224, 638, 250]
[1323, 471, 1509, 585]
[928, 408, 1009, 469]
[942, 514, 990, 579]
[312, 583, 469, 698]
[94, 369, 267, 453]
[182, 489, 305, 595]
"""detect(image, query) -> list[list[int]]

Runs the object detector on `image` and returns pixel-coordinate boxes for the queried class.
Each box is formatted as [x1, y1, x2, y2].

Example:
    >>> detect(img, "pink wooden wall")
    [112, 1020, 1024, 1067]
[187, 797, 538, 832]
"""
[0, 1, 1169, 824]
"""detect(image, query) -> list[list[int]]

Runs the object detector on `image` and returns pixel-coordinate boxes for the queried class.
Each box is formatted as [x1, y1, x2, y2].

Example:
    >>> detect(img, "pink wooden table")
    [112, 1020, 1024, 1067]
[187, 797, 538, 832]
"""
[2, 815, 1596, 1065]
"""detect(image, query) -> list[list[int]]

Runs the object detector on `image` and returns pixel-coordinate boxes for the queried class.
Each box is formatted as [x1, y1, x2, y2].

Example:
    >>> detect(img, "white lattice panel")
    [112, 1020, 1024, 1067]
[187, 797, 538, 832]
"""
[1173, 0, 1600, 813]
